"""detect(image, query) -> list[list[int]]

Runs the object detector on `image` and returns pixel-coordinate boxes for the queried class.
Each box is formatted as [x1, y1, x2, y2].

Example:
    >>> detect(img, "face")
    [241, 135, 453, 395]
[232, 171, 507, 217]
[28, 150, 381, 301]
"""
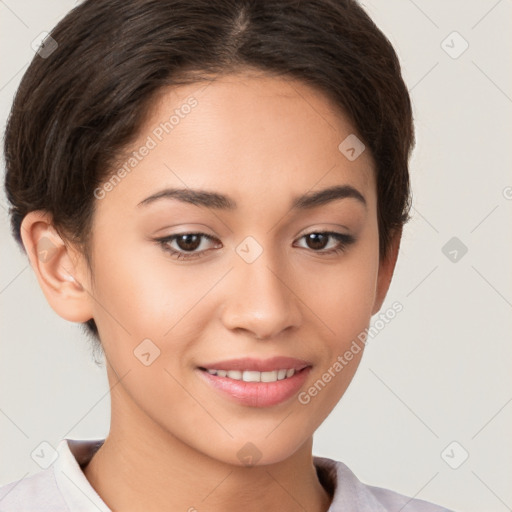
[73, 71, 390, 465]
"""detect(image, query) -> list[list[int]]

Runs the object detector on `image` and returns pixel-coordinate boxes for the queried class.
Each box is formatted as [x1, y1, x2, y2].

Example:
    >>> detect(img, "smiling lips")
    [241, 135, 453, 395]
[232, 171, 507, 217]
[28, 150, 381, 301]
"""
[198, 356, 312, 407]
[203, 368, 298, 383]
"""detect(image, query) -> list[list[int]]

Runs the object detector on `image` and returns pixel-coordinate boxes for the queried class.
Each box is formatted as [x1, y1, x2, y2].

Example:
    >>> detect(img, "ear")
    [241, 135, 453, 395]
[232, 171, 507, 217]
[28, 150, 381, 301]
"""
[20, 210, 94, 323]
[371, 228, 402, 315]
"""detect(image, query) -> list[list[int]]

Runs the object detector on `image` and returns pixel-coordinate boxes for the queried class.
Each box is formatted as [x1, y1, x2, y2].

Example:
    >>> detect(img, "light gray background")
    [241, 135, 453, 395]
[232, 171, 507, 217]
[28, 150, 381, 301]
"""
[1, 1, 511, 511]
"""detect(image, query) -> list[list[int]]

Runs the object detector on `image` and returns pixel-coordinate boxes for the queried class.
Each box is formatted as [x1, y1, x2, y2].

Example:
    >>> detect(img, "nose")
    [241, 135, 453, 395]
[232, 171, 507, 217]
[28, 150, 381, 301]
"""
[220, 248, 303, 340]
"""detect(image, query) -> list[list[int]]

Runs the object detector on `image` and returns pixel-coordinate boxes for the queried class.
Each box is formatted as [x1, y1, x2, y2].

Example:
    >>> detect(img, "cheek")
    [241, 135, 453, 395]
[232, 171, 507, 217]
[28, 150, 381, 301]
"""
[294, 259, 377, 432]
[89, 243, 207, 338]
[296, 232, 379, 404]
[302, 242, 380, 342]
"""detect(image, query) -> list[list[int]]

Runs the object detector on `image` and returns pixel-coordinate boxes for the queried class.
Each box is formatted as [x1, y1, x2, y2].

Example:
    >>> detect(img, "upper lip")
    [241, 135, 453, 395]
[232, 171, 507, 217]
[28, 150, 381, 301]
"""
[199, 356, 311, 372]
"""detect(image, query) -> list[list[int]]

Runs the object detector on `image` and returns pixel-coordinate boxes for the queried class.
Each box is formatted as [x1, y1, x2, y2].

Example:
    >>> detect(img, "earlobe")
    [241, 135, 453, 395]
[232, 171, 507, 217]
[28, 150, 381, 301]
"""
[20, 210, 94, 323]
[372, 229, 402, 315]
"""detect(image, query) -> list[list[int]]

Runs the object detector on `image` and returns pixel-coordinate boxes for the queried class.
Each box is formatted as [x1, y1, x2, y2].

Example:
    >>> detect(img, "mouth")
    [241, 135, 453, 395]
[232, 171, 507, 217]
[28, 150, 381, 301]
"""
[196, 356, 312, 407]
[198, 367, 302, 383]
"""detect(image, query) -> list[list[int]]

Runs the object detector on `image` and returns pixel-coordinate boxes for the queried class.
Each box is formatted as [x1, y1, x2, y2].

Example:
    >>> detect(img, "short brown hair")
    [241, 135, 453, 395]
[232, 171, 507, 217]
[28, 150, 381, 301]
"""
[4, 0, 415, 346]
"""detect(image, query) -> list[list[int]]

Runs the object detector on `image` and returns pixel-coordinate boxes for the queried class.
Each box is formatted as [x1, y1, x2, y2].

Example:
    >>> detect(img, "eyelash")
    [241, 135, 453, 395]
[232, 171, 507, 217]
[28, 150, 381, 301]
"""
[154, 231, 356, 261]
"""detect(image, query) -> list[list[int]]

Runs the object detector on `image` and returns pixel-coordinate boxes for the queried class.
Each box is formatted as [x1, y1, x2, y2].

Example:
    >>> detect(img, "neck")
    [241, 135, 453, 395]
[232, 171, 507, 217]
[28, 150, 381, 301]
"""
[82, 385, 332, 512]
[84, 435, 331, 512]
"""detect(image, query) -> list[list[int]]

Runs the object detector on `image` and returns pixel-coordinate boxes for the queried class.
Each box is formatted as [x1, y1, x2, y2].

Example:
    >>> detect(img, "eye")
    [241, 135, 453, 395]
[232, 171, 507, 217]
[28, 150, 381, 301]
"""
[154, 230, 356, 261]
[295, 231, 356, 255]
[155, 232, 221, 260]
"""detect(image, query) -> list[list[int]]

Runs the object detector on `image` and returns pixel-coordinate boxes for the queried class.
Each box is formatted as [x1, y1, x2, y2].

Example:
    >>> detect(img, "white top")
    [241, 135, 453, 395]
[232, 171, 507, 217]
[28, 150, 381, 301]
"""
[0, 438, 454, 511]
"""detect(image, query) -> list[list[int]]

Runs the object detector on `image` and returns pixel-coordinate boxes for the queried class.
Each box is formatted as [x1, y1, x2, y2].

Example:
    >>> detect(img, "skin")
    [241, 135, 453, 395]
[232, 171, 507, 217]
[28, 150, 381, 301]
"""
[21, 70, 400, 512]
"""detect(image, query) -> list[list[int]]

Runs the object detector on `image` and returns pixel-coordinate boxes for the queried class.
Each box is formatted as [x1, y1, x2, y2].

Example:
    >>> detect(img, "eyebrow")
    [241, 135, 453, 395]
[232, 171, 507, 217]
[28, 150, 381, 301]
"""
[137, 184, 366, 210]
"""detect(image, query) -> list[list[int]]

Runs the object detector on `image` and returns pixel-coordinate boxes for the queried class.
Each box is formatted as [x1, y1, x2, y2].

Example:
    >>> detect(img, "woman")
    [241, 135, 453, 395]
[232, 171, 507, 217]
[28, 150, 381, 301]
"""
[0, 0, 454, 510]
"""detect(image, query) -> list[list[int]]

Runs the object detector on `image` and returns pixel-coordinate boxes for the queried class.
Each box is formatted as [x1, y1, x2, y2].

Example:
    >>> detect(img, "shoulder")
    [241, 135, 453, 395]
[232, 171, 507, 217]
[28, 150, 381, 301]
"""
[0, 438, 107, 512]
[0, 468, 69, 512]
[313, 455, 455, 512]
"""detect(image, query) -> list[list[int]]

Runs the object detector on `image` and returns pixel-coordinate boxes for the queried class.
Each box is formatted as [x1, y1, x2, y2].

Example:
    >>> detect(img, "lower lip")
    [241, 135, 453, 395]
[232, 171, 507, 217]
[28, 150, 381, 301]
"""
[197, 367, 312, 407]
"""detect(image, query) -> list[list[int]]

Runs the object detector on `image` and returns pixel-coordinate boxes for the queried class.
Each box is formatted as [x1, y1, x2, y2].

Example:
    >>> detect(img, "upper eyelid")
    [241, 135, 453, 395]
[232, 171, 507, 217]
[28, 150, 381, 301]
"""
[158, 230, 352, 250]
[158, 232, 219, 249]
[158, 230, 349, 241]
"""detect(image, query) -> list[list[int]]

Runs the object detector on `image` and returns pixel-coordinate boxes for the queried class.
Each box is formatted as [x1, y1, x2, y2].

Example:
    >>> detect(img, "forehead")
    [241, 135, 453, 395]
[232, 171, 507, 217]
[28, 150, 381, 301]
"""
[99, 71, 375, 213]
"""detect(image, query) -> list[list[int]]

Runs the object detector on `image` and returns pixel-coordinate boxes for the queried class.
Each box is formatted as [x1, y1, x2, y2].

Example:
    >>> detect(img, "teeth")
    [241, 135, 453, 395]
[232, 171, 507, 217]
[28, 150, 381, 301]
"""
[261, 370, 277, 382]
[243, 370, 261, 382]
[204, 368, 297, 382]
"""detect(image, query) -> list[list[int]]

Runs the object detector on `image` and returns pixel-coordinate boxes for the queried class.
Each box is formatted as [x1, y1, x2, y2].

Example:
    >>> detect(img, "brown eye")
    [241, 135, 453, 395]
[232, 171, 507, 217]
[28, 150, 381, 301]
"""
[304, 233, 330, 250]
[295, 231, 356, 255]
[155, 232, 221, 260]
[175, 234, 202, 252]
